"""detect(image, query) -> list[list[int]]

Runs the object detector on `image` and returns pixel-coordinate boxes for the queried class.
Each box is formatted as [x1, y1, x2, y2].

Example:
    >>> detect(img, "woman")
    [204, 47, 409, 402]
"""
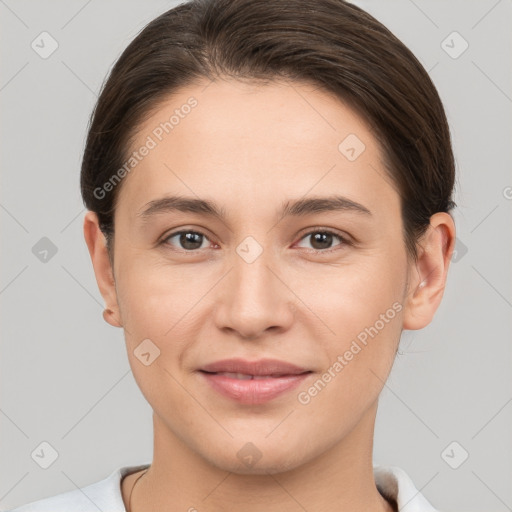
[10, 0, 456, 510]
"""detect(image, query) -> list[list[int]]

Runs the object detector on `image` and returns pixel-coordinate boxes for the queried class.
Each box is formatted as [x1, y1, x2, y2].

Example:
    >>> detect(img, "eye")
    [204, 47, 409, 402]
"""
[161, 230, 213, 251]
[295, 229, 350, 253]
[160, 228, 351, 253]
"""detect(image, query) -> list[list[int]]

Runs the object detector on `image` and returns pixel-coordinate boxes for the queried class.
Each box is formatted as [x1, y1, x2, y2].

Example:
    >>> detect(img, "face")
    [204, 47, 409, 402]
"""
[91, 79, 427, 474]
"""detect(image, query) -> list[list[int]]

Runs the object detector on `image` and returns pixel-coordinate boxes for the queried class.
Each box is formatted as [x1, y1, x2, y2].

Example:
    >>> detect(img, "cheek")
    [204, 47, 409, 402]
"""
[293, 276, 403, 439]
[115, 265, 197, 409]
[298, 251, 405, 340]
[116, 255, 210, 337]
[293, 247, 405, 395]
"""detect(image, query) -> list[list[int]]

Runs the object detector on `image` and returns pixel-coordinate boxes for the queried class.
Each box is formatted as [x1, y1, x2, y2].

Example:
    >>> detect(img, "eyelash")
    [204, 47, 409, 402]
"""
[160, 228, 352, 254]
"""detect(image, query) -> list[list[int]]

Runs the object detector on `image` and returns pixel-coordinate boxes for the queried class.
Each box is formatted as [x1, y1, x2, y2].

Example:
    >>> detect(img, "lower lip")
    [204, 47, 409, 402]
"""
[199, 371, 311, 405]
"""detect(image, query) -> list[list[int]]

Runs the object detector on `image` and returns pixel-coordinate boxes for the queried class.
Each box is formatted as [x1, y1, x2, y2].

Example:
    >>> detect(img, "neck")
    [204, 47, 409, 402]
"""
[129, 401, 394, 512]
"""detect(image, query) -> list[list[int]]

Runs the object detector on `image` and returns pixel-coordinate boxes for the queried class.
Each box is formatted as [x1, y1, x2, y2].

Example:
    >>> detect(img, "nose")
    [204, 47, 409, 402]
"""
[213, 246, 296, 340]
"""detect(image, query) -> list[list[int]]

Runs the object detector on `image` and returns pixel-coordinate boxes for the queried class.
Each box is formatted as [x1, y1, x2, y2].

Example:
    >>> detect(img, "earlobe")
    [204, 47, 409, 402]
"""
[83, 211, 123, 328]
[402, 212, 456, 331]
[103, 307, 123, 328]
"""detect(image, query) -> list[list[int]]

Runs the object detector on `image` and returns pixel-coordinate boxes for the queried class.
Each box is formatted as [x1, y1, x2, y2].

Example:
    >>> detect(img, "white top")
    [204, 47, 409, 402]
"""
[8, 463, 440, 511]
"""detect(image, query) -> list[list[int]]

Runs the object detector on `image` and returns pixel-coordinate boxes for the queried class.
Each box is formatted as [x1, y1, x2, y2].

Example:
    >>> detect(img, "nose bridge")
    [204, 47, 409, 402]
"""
[232, 234, 278, 305]
[215, 234, 294, 338]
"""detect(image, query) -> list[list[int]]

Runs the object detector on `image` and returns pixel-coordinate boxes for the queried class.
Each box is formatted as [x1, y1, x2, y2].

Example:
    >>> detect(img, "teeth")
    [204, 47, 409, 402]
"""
[217, 372, 253, 380]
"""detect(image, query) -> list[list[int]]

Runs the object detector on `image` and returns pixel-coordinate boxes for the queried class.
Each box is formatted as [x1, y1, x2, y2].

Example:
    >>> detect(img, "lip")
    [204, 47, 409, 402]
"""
[200, 358, 309, 376]
[198, 358, 312, 405]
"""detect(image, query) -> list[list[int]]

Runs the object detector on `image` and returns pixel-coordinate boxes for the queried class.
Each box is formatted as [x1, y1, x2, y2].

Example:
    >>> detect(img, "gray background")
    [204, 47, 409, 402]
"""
[1, 0, 511, 510]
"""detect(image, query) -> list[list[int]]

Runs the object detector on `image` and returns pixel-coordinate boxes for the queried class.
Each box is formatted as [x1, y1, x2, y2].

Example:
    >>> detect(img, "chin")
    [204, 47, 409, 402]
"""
[203, 443, 308, 476]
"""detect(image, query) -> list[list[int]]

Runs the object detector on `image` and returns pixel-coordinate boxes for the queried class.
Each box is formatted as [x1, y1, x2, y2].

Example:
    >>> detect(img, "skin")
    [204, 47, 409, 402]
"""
[84, 78, 455, 512]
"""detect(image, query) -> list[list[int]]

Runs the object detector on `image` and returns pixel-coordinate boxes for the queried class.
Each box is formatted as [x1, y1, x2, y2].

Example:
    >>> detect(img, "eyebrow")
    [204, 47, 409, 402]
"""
[137, 194, 372, 223]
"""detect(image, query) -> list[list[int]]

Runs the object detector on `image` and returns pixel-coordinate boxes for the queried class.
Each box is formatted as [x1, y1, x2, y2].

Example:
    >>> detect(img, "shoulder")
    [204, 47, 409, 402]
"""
[7, 463, 151, 512]
[374, 465, 441, 512]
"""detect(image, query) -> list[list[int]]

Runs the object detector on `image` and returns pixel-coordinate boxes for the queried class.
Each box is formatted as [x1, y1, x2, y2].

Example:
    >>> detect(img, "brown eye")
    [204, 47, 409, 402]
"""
[296, 230, 348, 252]
[163, 230, 210, 251]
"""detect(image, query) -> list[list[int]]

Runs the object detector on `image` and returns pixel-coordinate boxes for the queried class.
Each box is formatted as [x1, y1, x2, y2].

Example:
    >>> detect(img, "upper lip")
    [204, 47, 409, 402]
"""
[199, 358, 310, 376]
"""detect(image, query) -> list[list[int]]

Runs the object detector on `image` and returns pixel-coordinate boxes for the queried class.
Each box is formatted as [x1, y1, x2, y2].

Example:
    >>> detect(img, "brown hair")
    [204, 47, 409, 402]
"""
[80, 0, 456, 262]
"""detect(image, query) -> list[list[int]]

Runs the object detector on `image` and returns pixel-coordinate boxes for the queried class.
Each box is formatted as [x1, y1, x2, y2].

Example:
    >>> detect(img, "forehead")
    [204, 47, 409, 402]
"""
[116, 78, 399, 222]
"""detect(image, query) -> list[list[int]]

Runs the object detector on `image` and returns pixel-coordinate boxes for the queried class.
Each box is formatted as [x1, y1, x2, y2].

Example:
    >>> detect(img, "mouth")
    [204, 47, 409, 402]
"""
[197, 358, 313, 404]
[201, 371, 301, 380]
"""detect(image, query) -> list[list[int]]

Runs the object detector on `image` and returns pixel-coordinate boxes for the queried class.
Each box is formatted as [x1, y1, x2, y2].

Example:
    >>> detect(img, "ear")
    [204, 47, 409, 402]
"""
[83, 211, 122, 328]
[402, 212, 456, 330]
